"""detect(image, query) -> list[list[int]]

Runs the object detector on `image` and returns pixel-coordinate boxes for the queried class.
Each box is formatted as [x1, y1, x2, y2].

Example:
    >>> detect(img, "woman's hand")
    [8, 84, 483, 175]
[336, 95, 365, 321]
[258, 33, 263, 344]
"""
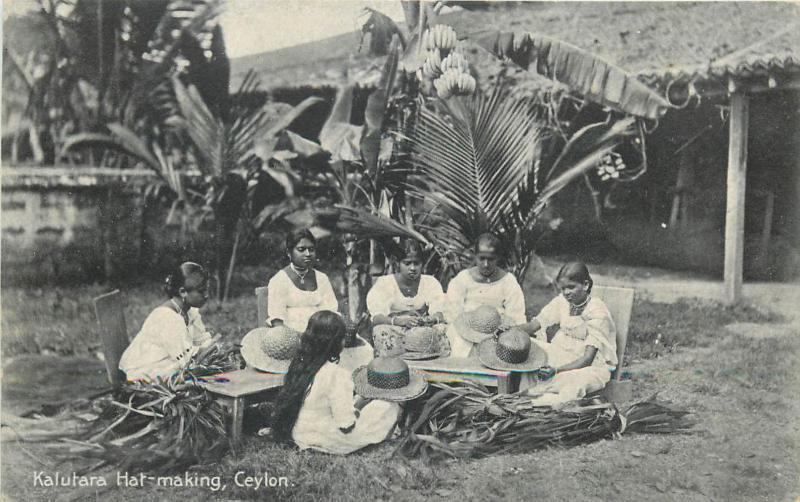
[394, 315, 421, 328]
[354, 396, 372, 411]
[535, 365, 557, 381]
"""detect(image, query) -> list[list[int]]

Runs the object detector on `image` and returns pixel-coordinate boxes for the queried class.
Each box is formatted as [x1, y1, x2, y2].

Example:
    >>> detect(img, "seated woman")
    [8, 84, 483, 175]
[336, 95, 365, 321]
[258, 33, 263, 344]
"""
[516, 262, 618, 406]
[266, 228, 339, 332]
[366, 239, 448, 357]
[270, 311, 401, 455]
[119, 262, 216, 381]
[446, 233, 526, 358]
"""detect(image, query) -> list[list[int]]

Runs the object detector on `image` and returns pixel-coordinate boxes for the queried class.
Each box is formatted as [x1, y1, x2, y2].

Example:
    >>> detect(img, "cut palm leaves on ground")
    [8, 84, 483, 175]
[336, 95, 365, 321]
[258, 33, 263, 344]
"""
[42, 347, 241, 473]
[396, 381, 694, 461]
[473, 31, 672, 120]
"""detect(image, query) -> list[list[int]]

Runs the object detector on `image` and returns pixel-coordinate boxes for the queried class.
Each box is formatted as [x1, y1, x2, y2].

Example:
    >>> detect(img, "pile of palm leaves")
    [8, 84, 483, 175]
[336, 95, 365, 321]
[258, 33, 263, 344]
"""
[49, 346, 243, 473]
[395, 382, 694, 461]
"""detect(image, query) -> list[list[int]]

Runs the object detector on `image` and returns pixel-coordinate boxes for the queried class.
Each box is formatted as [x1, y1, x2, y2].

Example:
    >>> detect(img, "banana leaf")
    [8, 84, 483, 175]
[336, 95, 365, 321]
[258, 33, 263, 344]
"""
[473, 30, 671, 120]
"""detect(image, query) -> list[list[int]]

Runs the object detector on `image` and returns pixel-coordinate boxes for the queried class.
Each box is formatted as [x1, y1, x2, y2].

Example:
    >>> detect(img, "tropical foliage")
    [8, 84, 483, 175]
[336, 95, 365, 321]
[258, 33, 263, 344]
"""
[396, 381, 694, 461]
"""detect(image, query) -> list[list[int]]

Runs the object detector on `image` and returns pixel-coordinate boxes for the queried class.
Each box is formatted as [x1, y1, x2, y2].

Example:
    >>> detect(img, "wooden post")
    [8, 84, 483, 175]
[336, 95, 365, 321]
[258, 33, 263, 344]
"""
[724, 93, 749, 303]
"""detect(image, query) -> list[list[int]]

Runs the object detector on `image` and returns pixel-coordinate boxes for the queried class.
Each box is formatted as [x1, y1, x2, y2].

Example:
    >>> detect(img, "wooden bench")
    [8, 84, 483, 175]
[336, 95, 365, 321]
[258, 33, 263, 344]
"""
[407, 357, 520, 393]
[195, 368, 285, 443]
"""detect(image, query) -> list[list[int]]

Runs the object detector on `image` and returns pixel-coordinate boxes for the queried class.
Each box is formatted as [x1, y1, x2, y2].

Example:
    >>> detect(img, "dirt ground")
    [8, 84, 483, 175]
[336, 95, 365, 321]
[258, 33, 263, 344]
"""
[2, 269, 799, 501]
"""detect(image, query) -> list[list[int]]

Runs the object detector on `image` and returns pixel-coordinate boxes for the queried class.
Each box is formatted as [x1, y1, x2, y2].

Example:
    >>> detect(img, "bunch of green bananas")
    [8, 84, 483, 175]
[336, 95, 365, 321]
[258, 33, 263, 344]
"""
[433, 69, 476, 99]
[421, 48, 442, 80]
[440, 52, 469, 74]
[422, 24, 458, 51]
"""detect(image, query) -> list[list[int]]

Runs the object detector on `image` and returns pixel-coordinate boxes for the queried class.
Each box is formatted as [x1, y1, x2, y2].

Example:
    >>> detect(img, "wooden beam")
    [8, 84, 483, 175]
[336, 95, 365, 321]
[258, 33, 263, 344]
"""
[724, 93, 749, 303]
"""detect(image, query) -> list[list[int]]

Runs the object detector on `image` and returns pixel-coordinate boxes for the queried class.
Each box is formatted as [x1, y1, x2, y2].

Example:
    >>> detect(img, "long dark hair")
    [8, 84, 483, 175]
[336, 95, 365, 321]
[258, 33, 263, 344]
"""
[271, 310, 346, 442]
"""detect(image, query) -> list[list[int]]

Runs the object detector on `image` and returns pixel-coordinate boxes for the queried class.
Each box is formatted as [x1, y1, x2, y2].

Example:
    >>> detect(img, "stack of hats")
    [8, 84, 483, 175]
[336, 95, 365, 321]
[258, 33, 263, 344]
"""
[477, 328, 547, 372]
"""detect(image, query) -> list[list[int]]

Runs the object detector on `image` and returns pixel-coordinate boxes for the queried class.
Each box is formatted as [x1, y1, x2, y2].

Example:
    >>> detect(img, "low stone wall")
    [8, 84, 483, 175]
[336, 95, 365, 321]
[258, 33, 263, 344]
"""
[1, 167, 158, 284]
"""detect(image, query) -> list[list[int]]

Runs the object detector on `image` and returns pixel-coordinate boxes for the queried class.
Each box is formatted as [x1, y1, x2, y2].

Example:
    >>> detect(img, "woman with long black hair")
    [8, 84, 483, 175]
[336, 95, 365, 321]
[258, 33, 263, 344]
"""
[270, 311, 400, 454]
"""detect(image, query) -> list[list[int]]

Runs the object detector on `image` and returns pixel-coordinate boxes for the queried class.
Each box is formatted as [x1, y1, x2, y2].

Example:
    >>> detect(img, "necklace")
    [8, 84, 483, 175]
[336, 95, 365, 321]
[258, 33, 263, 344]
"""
[569, 295, 591, 316]
[290, 263, 309, 284]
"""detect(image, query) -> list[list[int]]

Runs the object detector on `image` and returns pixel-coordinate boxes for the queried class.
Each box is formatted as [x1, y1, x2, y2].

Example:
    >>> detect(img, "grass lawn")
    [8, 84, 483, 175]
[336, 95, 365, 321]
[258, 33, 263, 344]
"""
[2, 272, 798, 501]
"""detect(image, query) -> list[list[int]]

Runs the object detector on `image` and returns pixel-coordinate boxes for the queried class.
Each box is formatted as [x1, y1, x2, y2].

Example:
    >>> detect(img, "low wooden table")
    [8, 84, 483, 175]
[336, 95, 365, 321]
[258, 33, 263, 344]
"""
[407, 357, 521, 393]
[195, 368, 284, 442]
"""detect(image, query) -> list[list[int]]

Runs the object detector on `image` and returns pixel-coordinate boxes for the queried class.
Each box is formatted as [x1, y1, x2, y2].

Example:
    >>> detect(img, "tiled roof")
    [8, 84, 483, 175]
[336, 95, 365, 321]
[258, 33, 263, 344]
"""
[231, 2, 800, 91]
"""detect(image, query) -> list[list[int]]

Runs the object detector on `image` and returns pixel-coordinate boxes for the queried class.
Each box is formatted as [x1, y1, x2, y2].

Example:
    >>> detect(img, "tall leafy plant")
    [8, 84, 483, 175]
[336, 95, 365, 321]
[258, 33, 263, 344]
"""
[408, 89, 638, 282]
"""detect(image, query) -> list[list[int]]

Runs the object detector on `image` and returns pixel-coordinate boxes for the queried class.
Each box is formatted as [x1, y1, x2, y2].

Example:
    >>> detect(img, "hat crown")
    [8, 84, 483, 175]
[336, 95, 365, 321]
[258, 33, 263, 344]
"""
[404, 326, 436, 352]
[367, 356, 410, 389]
[495, 328, 531, 363]
[260, 326, 301, 360]
[466, 305, 501, 333]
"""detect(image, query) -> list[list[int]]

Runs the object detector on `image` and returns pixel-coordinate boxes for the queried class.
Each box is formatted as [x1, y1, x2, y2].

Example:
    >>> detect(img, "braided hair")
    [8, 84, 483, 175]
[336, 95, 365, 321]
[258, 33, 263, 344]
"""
[271, 310, 346, 442]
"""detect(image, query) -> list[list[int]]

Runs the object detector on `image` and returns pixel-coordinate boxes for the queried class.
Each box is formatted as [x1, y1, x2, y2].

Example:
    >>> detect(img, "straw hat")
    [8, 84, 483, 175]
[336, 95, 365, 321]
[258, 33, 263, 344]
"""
[401, 326, 451, 360]
[453, 305, 512, 344]
[353, 357, 429, 402]
[240, 326, 301, 373]
[477, 328, 547, 372]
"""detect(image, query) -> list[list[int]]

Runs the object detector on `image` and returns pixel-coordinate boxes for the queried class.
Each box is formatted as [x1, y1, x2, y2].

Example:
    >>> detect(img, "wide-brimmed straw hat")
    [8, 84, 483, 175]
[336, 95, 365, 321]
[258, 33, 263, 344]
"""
[477, 328, 547, 372]
[240, 326, 301, 374]
[401, 326, 451, 361]
[453, 305, 512, 344]
[353, 357, 429, 402]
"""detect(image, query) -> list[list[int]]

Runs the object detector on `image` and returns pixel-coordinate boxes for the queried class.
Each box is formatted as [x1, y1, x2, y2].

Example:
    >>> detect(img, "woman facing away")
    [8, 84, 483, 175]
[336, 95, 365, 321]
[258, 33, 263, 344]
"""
[265, 228, 339, 332]
[270, 311, 401, 455]
[366, 239, 448, 357]
[119, 262, 217, 382]
[446, 232, 527, 357]
[516, 261, 618, 406]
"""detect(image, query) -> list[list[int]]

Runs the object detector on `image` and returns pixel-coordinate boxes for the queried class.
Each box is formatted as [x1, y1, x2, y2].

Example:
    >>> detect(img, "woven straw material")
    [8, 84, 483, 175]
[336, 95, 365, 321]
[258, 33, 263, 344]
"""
[454, 310, 514, 344]
[240, 326, 301, 374]
[403, 327, 437, 353]
[477, 330, 547, 372]
[465, 306, 502, 333]
[353, 357, 429, 402]
[401, 326, 451, 361]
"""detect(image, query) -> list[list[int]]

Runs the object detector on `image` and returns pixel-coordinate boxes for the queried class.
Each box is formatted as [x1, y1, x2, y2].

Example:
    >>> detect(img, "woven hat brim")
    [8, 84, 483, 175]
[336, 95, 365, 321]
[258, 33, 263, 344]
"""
[240, 330, 294, 374]
[352, 367, 429, 402]
[454, 314, 514, 344]
[476, 337, 547, 372]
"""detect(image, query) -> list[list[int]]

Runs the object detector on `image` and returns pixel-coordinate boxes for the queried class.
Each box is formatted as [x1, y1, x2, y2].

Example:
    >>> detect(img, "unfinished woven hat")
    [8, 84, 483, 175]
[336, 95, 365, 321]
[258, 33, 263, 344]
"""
[477, 328, 547, 372]
[353, 357, 428, 402]
[240, 325, 301, 374]
[453, 305, 512, 344]
[401, 326, 451, 361]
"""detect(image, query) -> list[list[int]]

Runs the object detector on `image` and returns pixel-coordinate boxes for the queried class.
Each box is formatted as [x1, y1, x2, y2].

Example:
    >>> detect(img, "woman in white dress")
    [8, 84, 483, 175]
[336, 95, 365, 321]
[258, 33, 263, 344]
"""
[266, 228, 339, 332]
[516, 262, 617, 405]
[366, 239, 448, 357]
[266, 228, 372, 371]
[270, 311, 400, 455]
[446, 233, 526, 357]
[119, 262, 216, 381]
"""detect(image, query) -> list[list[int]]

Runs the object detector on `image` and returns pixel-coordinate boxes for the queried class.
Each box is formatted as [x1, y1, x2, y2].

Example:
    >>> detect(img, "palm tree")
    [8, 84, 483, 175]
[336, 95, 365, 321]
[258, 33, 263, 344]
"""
[407, 88, 639, 283]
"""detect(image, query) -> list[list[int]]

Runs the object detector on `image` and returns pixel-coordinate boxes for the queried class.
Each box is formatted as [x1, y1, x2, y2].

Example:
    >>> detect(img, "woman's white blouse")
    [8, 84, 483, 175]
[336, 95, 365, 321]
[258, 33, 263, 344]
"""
[292, 362, 400, 455]
[119, 306, 212, 381]
[366, 274, 448, 318]
[534, 295, 618, 369]
[446, 270, 527, 324]
[267, 269, 339, 332]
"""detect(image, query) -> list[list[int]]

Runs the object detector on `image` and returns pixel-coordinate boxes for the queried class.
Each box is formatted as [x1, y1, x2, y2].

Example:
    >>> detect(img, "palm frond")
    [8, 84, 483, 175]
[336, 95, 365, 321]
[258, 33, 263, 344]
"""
[334, 205, 430, 244]
[172, 76, 225, 177]
[473, 30, 671, 120]
[397, 382, 694, 460]
[409, 88, 540, 250]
